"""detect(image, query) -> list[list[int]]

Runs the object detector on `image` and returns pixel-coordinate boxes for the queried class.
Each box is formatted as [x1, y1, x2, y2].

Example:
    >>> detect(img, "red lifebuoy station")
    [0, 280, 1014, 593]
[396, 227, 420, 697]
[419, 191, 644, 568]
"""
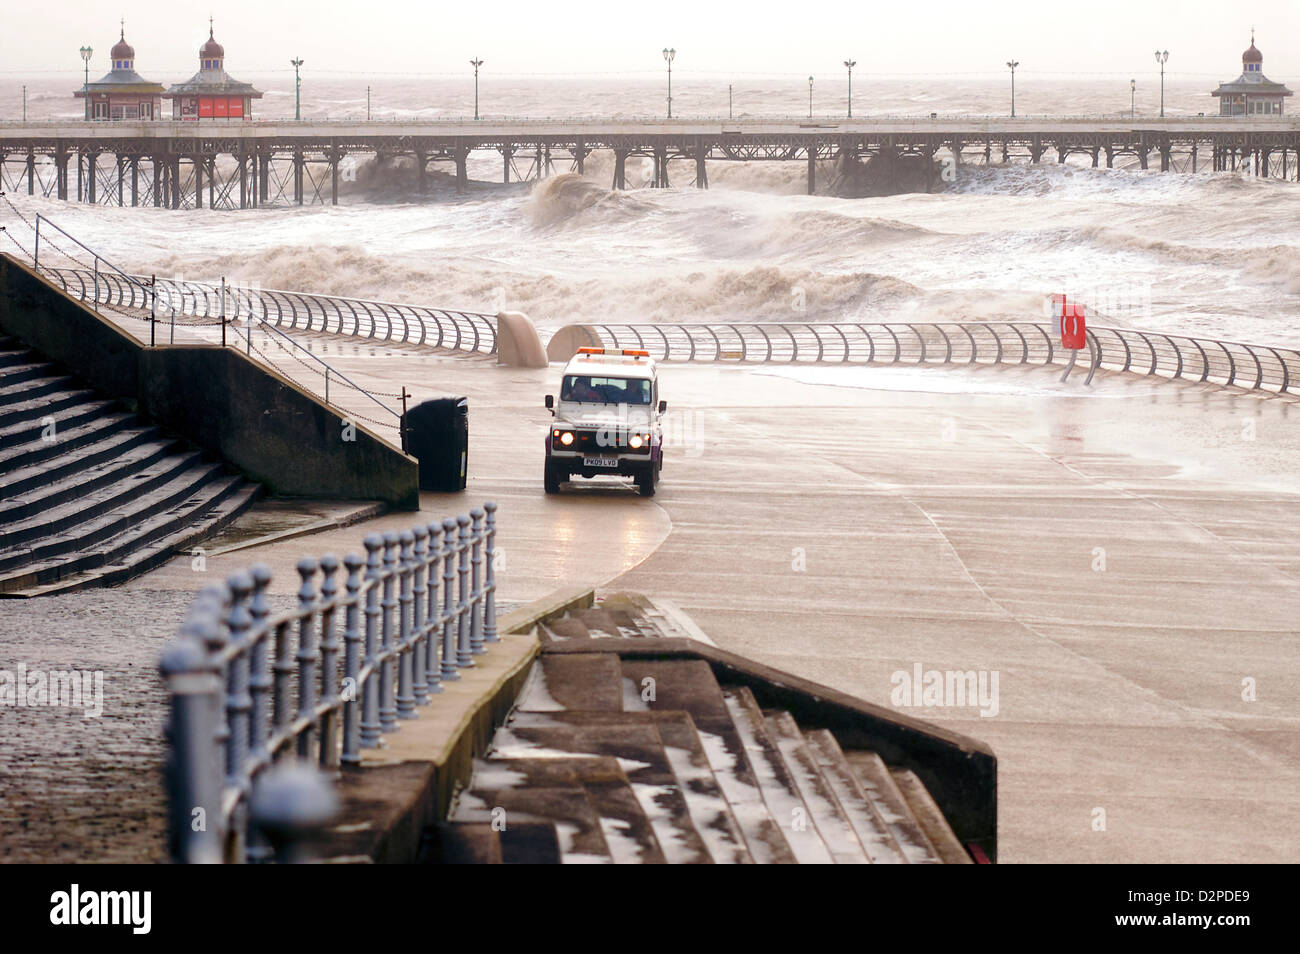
[162, 19, 263, 121]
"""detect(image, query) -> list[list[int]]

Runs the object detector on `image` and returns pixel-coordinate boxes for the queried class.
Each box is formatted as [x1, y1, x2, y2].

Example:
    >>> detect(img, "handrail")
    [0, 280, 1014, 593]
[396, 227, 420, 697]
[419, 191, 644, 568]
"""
[160, 503, 500, 864]
[560, 321, 1300, 395]
[49, 266, 498, 356]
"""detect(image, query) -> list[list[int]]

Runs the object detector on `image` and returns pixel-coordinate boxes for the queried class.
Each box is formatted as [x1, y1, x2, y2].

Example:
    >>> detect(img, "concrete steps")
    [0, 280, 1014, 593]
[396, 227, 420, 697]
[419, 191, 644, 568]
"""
[443, 636, 971, 864]
[0, 343, 262, 597]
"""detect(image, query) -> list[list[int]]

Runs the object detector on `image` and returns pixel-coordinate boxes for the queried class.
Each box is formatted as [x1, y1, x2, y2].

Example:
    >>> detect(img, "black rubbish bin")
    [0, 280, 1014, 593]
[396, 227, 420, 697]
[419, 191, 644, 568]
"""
[404, 397, 468, 492]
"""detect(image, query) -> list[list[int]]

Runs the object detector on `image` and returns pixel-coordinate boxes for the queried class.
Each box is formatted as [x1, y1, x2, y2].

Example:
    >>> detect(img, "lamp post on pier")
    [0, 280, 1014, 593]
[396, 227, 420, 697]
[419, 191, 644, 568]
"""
[844, 59, 856, 118]
[291, 57, 304, 120]
[662, 48, 675, 118]
[808, 75, 814, 118]
[1006, 59, 1019, 117]
[79, 45, 93, 120]
[470, 58, 483, 120]
[1154, 50, 1169, 117]
[1130, 78, 1136, 118]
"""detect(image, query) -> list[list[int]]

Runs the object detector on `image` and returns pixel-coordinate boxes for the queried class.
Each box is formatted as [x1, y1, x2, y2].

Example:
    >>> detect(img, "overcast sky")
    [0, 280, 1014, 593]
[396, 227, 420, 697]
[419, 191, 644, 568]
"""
[5, 0, 1297, 78]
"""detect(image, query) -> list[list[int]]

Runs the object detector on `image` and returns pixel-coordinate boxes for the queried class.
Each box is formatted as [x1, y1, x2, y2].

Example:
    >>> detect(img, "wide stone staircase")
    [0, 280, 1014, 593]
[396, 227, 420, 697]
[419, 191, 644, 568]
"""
[438, 598, 976, 864]
[0, 335, 261, 596]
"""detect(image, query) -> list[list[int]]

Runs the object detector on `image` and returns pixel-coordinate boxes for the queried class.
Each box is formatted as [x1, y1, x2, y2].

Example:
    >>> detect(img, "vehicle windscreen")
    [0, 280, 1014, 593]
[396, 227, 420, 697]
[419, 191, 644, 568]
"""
[561, 375, 651, 405]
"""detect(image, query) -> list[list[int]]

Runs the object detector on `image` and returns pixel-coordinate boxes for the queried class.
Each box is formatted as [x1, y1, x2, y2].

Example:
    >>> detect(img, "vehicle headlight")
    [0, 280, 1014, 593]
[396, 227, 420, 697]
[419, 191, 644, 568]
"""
[629, 433, 644, 449]
[559, 431, 574, 446]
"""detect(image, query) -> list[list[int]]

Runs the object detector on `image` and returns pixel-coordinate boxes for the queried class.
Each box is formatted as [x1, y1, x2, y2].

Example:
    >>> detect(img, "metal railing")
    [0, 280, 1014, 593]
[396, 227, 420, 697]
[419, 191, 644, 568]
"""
[161, 503, 500, 864]
[41, 265, 498, 354]
[1, 207, 410, 442]
[566, 321, 1300, 395]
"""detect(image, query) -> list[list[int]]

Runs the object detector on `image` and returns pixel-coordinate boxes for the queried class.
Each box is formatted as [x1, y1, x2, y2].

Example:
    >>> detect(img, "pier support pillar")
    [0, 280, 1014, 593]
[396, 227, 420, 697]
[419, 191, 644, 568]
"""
[655, 145, 669, 188]
[1105, 146, 1113, 168]
[984, 138, 991, 164]
[1191, 141, 1198, 173]
[455, 147, 468, 189]
[152, 159, 161, 207]
[330, 147, 339, 206]
[195, 157, 203, 209]
[807, 141, 816, 194]
[117, 155, 125, 206]
[1139, 149, 1149, 171]
[503, 143, 512, 183]
[172, 157, 181, 209]
[1090, 148, 1099, 168]
[208, 157, 216, 209]
[239, 151, 248, 209]
[260, 153, 270, 204]
[56, 149, 67, 201]
[76, 152, 83, 202]
[86, 153, 97, 204]
[26, 149, 34, 195]
[416, 150, 427, 194]
[1029, 136, 1043, 164]
[612, 150, 626, 190]
[294, 149, 304, 205]
[1160, 147, 1170, 173]
[574, 138, 585, 174]
[130, 158, 138, 207]
[695, 143, 708, 189]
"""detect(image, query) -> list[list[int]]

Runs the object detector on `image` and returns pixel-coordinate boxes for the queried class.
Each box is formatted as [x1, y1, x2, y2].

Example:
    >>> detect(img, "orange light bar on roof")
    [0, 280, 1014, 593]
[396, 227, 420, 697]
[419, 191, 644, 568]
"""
[575, 347, 650, 358]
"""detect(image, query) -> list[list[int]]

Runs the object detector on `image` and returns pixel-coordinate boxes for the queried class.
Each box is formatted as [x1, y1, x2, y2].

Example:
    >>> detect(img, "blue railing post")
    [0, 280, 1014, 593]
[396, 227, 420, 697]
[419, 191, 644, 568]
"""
[410, 526, 430, 706]
[340, 553, 365, 766]
[456, 514, 474, 668]
[440, 518, 460, 681]
[379, 531, 400, 733]
[318, 555, 341, 770]
[483, 501, 499, 644]
[360, 534, 383, 748]
[396, 530, 417, 719]
[469, 507, 486, 655]
[223, 572, 254, 862]
[295, 558, 320, 758]
[424, 521, 444, 694]
[161, 628, 224, 864]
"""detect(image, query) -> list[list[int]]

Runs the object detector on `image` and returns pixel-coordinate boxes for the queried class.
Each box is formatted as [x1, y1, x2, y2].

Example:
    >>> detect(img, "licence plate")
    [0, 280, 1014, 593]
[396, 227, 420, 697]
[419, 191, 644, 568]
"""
[583, 456, 618, 468]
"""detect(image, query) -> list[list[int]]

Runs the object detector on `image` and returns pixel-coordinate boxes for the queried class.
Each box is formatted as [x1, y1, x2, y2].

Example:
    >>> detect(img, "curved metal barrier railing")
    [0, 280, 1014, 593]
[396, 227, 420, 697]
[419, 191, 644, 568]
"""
[39, 266, 498, 355]
[564, 321, 1300, 395]
[161, 504, 499, 863]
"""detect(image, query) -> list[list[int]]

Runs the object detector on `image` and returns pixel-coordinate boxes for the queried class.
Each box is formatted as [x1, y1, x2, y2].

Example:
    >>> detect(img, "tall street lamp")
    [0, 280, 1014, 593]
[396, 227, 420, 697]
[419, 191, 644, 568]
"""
[291, 57, 304, 120]
[1130, 78, 1136, 118]
[844, 59, 856, 118]
[1154, 50, 1169, 118]
[470, 58, 483, 120]
[79, 45, 93, 121]
[808, 75, 814, 118]
[1006, 60, 1019, 118]
[662, 48, 675, 118]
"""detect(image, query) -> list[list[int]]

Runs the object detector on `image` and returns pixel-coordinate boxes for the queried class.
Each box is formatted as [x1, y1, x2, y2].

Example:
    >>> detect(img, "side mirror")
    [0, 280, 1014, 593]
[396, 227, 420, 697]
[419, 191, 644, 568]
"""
[657, 400, 667, 414]
[545, 394, 554, 410]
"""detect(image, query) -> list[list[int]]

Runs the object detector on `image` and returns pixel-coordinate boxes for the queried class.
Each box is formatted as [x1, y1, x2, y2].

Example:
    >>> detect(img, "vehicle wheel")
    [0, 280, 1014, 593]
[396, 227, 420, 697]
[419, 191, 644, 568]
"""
[636, 468, 656, 497]
[544, 462, 563, 495]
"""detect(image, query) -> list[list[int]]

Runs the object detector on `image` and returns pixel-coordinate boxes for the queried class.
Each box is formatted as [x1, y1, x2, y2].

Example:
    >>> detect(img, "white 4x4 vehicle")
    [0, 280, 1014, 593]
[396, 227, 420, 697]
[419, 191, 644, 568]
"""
[544, 347, 666, 496]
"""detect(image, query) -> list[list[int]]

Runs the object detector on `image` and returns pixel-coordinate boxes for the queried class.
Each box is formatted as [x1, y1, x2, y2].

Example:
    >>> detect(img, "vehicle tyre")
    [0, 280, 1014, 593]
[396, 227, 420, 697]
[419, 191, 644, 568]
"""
[544, 461, 563, 495]
[636, 467, 656, 497]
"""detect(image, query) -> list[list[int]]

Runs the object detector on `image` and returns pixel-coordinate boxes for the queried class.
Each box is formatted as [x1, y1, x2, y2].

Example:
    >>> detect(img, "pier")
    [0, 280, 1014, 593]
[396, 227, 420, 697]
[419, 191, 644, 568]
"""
[2, 116, 1298, 208]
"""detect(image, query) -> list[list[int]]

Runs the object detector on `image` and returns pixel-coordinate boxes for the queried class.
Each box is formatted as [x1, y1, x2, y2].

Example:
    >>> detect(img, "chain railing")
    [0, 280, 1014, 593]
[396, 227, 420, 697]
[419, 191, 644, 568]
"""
[566, 321, 1300, 395]
[161, 503, 500, 864]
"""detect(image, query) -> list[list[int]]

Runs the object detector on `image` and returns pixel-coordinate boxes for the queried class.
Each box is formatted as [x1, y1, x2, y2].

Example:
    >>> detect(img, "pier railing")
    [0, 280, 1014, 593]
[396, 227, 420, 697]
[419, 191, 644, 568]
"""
[161, 503, 500, 864]
[564, 321, 1300, 395]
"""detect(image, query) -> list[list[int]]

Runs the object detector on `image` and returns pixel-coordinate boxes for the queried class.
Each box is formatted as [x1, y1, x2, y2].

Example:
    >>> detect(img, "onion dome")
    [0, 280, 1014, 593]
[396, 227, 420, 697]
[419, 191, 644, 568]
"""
[110, 29, 134, 62]
[1243, 41, 1263, 65]
[200, 24, 225, 61]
